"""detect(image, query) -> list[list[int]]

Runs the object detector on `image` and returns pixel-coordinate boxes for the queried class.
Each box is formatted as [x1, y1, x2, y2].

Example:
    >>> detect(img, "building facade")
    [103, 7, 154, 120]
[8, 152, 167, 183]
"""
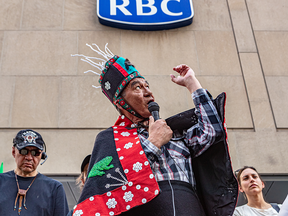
[0, 0, 288, 207]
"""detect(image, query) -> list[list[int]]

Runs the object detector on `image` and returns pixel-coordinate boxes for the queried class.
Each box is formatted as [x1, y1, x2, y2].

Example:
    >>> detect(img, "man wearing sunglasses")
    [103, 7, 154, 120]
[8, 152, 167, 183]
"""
[0, 129, 69, 216]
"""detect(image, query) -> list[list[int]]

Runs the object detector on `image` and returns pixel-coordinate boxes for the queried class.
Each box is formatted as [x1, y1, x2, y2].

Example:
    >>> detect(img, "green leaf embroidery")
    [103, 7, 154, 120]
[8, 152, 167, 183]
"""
[0, 162, 3, 174]
[88, 156, 114, 178]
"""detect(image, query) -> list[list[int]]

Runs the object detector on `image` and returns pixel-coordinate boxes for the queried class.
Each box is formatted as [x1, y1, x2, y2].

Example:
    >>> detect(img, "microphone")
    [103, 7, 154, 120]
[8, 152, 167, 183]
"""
[148, 102, 160, 121]
[40, 152, 48, 165]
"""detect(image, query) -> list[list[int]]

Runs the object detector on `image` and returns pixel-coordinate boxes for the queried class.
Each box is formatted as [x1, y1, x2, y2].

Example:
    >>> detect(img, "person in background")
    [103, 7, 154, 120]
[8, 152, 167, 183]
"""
[67, 154, 91, 216]
[0, 129, 69, 216]
[76, 154, 91, 191]
[278, 195, 288, 216]
[233, 166, 280, 216]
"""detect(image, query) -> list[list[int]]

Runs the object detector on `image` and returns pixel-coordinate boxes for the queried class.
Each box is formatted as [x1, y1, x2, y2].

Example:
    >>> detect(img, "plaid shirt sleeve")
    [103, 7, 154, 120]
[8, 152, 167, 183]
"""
[138, 134, 162, 164]
[185, 88, 224, 157]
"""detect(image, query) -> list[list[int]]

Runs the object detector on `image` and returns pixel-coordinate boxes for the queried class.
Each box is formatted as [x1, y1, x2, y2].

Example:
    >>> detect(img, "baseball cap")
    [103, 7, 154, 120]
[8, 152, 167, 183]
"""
[13, 129, 45, 151]
[81, 154, 91, 173]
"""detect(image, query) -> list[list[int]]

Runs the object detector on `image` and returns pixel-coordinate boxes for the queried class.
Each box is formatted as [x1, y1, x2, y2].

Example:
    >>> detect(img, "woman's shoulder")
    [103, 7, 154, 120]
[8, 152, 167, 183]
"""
[233, 204, 279, 216]
[233, 204, 248, 216]
[236, 204, 249, 210]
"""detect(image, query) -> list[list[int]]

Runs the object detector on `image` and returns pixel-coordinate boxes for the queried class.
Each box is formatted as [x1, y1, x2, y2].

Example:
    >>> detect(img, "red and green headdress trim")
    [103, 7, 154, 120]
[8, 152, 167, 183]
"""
[99, 55, 145, 118]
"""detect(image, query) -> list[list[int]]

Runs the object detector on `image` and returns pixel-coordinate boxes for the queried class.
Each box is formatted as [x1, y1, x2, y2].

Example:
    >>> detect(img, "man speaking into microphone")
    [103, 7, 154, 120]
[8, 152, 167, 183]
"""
[73, 53, 237, 216]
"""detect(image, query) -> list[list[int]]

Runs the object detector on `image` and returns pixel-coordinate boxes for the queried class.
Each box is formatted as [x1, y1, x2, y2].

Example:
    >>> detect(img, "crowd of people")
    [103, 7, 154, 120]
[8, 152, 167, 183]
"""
[0, 48, 287, 216]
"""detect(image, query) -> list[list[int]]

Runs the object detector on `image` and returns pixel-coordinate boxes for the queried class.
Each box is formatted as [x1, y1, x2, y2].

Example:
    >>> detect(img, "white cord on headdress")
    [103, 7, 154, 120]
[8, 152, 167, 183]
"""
[71, 43, 114, 88]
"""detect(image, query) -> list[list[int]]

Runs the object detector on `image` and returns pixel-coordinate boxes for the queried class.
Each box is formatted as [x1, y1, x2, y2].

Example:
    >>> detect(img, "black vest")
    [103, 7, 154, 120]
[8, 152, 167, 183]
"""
[166, 92, 238, 216]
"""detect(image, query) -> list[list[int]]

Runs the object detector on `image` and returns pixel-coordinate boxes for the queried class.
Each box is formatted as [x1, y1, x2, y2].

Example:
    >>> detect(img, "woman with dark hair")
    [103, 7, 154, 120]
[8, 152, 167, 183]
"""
[233, 166, 280, 216]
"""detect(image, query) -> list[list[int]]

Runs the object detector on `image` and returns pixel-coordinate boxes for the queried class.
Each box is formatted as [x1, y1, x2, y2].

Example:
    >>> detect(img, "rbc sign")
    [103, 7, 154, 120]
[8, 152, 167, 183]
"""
[97, 0, 194, 30]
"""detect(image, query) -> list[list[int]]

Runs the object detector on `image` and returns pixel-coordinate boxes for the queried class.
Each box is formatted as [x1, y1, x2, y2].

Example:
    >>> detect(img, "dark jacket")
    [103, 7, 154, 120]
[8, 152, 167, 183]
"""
[166, 92, 238, 216]
[75, 92, 238, 216]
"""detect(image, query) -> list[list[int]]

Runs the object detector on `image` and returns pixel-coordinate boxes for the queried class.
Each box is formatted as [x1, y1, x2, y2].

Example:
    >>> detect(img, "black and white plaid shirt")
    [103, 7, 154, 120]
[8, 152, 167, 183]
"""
[138, 88, 224, 187]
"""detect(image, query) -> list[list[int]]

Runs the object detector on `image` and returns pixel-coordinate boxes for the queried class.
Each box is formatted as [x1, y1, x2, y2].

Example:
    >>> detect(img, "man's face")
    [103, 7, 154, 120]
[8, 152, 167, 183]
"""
[121, 78, 155, 118]
[12, 146, 42, 176]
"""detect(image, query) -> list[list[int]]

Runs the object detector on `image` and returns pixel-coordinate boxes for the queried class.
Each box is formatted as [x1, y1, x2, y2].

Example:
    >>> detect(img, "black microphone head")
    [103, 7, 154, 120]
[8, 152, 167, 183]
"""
[41, 152, 47, 160]
[148, 101, 160, 113]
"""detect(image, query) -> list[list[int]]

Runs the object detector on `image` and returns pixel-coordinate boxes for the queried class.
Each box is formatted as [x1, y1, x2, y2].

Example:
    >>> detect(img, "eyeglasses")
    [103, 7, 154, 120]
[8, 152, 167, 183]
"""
[19, 148, 41, 157]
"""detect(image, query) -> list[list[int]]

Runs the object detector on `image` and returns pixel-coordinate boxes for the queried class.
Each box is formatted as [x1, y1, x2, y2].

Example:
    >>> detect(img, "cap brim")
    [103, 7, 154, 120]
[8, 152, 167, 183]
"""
[16, 142, 44, 151]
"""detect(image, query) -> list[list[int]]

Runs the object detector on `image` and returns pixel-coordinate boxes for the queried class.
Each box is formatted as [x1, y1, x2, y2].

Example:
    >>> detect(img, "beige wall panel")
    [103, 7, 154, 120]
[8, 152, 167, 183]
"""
[228, 0, 257, 52]
[38, 129, 98, 174]
[147, 75, 191, 119]
[59, 76, 119, 128]
[1, 31, 78, 76]
[249, 100, 275, 131]
[255, 32, 288, 76]
[58, 74, 191, 128]
[0, 31, 3, 65]
[121, 31, 199, 76]
[230, 131, 288, 173]
[0, 77, 15, 127]
[239, 53, 275, 131]
[246, 0, 288, 31]
[239, 54, 268, 102]
[276, 131, 288, 170]
[148, 74, 252, 127]
[76, 31, 122, 76]
[11, 76, 59, 128]
[197, 76, 253, 129]
[187, 0, 231, 30]
[0, 0, 22, 30]
[226, 130, 240, 170]
[195, 31, 242, 76]
[22, 0, 63, 30]
[0, 130, 16, 172]
[64, 0, 108, 30]
[266, 76, 288, 128]
[0, 129, 98, 174]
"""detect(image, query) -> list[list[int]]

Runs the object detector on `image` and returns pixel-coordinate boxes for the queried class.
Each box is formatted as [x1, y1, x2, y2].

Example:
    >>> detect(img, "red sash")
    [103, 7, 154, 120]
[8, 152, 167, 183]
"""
[73, 115, 159, 216]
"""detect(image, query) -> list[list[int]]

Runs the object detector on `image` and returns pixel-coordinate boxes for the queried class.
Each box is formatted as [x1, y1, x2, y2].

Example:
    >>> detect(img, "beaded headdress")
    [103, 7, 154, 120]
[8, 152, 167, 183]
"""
[72, 44, 145, 118]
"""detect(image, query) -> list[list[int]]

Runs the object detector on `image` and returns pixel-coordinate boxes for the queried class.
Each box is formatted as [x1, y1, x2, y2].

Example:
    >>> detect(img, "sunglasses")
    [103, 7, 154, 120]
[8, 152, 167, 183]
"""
[19, 148, 41, 157]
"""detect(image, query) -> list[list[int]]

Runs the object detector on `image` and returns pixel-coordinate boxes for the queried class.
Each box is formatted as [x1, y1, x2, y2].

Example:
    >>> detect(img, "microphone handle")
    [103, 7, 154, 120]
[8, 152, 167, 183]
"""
[151, 111, 160, 121]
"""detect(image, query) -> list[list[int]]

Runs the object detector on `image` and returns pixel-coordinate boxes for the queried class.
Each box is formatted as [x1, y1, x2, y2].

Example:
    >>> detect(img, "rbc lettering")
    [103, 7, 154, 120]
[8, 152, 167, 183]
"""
[97, 0, 194, 30]
[110, 0, 183, 16]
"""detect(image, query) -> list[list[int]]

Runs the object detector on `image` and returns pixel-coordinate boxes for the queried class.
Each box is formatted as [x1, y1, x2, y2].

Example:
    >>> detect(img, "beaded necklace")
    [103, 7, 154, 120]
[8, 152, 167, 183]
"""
[14, 172, 38, 215]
